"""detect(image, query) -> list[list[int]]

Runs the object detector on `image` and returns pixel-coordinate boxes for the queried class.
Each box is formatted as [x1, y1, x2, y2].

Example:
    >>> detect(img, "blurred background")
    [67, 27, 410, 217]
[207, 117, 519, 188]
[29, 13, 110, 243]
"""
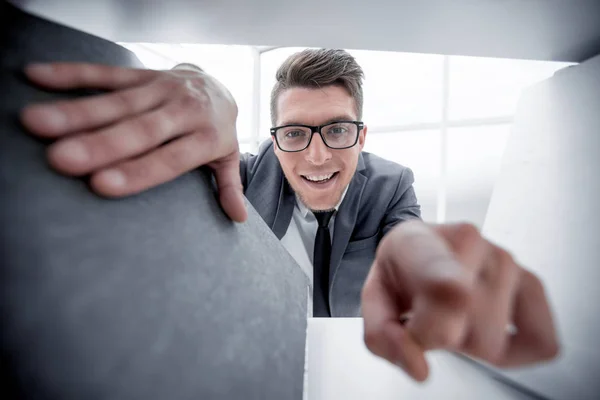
[120, 43, 574, 227]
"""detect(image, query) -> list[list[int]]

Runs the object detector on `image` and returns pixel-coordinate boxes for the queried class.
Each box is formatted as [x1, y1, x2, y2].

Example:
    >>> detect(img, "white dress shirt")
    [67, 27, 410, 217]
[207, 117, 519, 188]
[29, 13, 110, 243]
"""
[280, 187, 348, 318]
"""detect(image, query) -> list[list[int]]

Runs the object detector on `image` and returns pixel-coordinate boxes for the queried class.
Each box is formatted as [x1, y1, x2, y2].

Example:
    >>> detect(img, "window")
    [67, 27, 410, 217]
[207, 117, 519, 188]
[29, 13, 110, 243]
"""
[445, 124, 513, 228]
[363, 130, 440, 223]
[448, 56, 575, 120]
[239, 142, 256, 155]
[349, 50, 444, 128]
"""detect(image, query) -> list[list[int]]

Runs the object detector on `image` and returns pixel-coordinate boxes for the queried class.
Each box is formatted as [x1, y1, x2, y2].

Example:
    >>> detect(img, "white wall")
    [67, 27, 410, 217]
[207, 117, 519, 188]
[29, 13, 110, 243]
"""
[19, 0, 600, 62]
[482, 53, 600, 400]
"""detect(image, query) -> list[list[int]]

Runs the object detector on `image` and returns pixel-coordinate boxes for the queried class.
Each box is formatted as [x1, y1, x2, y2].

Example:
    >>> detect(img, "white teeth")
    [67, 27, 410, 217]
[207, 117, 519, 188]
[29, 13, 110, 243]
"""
[304, 173, 334, 182]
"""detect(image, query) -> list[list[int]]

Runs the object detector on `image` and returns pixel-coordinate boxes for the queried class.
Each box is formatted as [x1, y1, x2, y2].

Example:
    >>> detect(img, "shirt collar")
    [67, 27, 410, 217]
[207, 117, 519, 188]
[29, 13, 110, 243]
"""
[295, 185, 349, 218]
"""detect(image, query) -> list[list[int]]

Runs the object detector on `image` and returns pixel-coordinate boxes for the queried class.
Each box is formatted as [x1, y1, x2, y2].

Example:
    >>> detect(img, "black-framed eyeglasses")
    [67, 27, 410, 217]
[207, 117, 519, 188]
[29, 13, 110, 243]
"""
[270, 120, 364, 152]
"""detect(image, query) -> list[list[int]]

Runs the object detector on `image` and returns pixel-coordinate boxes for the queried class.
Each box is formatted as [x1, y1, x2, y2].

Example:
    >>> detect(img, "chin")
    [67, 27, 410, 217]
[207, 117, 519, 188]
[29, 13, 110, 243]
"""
[309, 204, 336, 213]
[298, 193, 340, 212]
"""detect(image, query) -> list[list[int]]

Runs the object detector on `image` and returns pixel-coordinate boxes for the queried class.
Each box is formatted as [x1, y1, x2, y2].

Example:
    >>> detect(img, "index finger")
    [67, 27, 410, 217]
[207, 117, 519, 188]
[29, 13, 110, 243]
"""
[381, 222, 474, 350]
[24, 62, 158, 90]
[361, 257, 429, 381]
[391, 221, 474, 306]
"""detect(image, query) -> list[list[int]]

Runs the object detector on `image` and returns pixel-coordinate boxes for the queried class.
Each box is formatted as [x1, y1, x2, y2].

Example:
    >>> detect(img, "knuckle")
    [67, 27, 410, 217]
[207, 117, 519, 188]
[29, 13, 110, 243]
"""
[124, 161, 152, 184]
[437, 332, 458, 348]
[55, 63, 79, 79]
[134, 112, 174, 145]
[179, 92, 204, 110]
[496, 247, 515, 264]
[480, 245, 518, 284]
[428, 279, 472, 310]
[57, 100, 90, 126]
[91, 129, 137, 161]
[521, 269, 545, 296]
[112, 90, 137, 115]
[422, 328, 459, 349]
[80, 63, 101, 82]
[539, 337, 560, 360]
[162, 136, 202, 173]
[463, 335, 506, 365]
[482, 347, 505, 366]
[191, 74, 207, 88]
[363, 329, 386, 356]
[494, 248, 518, 276]
[201, 125, 220, 144]
[157, 76, 181, 93]
[454, 222, 481, 244]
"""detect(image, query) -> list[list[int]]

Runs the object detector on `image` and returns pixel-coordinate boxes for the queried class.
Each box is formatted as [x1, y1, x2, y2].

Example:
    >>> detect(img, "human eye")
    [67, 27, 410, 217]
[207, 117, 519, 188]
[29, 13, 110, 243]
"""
[283, 127, 307, 138]
[326, 124, 349, 135]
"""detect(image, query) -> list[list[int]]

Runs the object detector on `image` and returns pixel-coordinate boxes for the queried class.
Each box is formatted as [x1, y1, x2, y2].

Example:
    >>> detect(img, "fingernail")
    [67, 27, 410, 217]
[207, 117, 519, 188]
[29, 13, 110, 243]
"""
[51, 141, 89, 165]
[26, 63, 54, 76]
[99, 169, 127, 188]
[29, 107, 67, 131]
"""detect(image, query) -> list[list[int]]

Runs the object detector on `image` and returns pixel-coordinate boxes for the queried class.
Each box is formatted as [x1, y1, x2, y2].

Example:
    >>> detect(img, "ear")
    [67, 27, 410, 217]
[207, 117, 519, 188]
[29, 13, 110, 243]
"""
[358, 124, 368, 151]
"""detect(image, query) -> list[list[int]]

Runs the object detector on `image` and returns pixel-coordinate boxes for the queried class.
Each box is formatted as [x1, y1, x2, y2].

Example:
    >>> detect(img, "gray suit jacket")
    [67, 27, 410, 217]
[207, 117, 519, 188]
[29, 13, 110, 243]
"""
[240, 140, 421, 317]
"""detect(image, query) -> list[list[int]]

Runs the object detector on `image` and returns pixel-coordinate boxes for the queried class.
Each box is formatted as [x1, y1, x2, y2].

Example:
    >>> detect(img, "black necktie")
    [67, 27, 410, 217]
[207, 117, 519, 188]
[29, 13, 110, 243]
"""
[313, 211, 335, 317]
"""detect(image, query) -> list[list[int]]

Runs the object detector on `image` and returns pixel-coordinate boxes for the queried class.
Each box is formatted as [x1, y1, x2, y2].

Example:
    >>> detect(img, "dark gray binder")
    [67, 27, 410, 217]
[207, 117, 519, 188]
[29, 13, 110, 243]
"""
[0, 3, 308, 399]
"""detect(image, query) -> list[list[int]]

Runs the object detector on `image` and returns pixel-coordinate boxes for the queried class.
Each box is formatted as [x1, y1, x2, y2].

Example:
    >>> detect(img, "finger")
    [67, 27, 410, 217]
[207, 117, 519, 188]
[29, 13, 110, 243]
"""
[386, 221, 472, 350]
[460, 246, 520, 363]
[24, 63, 157, 90]
[361, 258, 429, 381]
[497, 269, 560, 367]
[46, 100, 198, 176]
[434, 223, 489, 278]
[21, 78, 171, 137]
[89, 131, 223, 197]
[396, 222, 477, 303]
[209, 153, 248, 223]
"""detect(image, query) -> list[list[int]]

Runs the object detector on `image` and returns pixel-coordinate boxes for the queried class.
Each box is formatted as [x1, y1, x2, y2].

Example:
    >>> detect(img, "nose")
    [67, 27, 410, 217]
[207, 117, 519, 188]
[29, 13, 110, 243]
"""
[305, 133, 332, 165]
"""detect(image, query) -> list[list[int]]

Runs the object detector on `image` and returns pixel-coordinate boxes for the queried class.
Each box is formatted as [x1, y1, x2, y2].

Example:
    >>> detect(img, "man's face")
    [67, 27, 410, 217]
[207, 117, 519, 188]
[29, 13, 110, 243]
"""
[273, 85, 367, 211]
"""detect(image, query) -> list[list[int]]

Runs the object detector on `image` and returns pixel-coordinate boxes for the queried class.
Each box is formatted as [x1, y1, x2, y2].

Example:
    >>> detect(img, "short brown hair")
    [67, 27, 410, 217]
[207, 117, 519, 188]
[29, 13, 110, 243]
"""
[270, 48, 365, 126]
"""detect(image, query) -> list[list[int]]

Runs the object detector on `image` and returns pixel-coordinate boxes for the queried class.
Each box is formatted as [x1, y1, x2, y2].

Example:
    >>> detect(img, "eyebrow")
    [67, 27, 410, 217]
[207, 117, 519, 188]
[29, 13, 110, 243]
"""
[279, 115, 356, 126]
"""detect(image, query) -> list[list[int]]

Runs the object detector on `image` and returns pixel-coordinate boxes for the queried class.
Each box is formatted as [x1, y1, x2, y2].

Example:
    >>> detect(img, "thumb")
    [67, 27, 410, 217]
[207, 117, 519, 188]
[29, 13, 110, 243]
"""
[210, 152, 247, 223]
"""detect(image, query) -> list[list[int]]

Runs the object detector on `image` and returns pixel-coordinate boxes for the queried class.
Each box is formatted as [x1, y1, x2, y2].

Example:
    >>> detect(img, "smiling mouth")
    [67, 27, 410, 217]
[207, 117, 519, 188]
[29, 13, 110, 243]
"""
[301, 172, 339, 184]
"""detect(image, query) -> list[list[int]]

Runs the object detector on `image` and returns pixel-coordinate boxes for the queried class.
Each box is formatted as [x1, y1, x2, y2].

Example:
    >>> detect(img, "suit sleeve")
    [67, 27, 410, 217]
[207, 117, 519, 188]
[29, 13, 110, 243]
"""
[381, 167, 422, 236]
[238, 152, 255, 192]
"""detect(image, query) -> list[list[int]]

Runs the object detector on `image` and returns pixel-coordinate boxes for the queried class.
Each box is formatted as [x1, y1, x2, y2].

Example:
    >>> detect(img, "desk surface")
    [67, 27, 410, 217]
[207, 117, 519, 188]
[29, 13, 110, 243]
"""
[306, 318, 537, 400]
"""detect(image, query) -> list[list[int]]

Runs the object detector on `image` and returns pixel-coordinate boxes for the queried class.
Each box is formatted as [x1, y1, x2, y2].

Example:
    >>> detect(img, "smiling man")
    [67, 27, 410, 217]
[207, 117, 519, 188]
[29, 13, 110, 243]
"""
[240, 49, 420, 317]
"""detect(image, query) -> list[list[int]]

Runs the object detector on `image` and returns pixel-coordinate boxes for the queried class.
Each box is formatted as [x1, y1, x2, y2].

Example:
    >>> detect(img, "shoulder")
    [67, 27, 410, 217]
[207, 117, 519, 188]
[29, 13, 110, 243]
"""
[360, 151, 415, 185]
[240, 140, 282, 188]
[240, 140, 277, 169]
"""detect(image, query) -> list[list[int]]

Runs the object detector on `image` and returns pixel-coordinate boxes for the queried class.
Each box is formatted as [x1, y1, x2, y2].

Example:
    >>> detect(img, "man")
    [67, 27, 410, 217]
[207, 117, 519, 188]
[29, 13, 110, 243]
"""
[242, 49, 420, 318]
[20, 48, 559, 381]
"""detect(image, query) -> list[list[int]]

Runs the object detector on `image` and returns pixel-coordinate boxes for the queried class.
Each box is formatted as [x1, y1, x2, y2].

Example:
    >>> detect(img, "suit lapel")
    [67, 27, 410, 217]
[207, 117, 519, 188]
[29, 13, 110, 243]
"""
[271, 178, 295, 240]
[329, 155, 367, 287]
[243, 141, 295, 240]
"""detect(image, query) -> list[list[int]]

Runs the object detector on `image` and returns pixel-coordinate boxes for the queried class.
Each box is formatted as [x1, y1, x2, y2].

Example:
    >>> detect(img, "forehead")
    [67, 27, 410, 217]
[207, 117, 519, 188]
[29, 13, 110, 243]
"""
[276, 85, 357, 126]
